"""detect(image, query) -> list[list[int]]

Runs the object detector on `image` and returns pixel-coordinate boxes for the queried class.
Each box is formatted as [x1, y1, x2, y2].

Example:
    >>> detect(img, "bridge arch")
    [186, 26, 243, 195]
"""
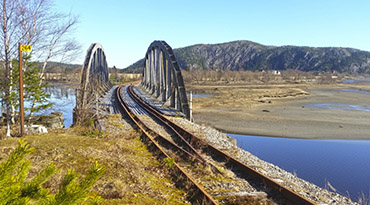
[74, 43, 112, 124]
[141, 41, 190, 119]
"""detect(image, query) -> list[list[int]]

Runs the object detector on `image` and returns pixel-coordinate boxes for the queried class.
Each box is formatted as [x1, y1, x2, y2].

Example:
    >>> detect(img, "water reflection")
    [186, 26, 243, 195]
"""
[45, 86, 73, 99]
[342, 78, 370, 83]
[1, 85, 75, 128]
[305, 103, 370, 112]
[229, 133, 370, 200]
[336, 89, 370, 95]
[35, 85, 75, 128]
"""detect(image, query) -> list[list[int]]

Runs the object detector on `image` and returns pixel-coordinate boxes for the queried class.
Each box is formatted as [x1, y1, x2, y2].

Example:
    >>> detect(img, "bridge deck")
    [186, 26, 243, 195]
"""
[97, 84, 184, 117]
[132, 85, 185, 117]
[120, 86, 148, 115]
[96, 85, 118, 115]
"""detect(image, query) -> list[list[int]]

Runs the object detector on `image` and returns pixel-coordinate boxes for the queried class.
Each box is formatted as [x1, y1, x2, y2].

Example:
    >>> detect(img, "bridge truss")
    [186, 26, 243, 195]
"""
[141, 41, 190, 119]
[74, 43, 112, 124]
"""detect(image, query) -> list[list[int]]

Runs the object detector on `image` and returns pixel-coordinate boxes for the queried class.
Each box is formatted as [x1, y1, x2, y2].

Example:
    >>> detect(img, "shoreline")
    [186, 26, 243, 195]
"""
[213, 127, 331, 140]
[190, 82, 370, 140]
[217, 127, 370, 141]
[170, 116, 355, 204]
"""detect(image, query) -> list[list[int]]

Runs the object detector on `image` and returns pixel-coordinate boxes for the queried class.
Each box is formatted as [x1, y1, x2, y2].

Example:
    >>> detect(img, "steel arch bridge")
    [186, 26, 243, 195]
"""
[141, 40, 190, 119]
[74, 43, 112, 124]
[73, 40, 190, 124]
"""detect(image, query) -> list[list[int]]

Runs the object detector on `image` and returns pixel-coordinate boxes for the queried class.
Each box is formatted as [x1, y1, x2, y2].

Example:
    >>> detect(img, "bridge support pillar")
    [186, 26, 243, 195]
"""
[155, 48, 160, 98]
[166, 59, 171, 101]
[171, 87, 176, 108]
[160, 51, 166, 102]
[149, 49, 153, 93]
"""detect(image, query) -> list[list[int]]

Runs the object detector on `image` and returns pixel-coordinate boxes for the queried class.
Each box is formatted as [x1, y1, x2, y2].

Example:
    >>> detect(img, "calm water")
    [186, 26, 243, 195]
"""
[305, 103, 370, 112]
[1, 85, 75, 127]
[229, 134, 370, 200]
[304, 87, 370, 112]
[246, 87, 370, 200]
[336, 89, 370, 95]
[342, 78, 370, 83]
[26, 85, 76, 128]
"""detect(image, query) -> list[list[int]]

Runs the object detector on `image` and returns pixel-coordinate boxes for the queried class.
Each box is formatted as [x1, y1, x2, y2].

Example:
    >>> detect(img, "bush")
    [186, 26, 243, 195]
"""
[0, 139, 105, 204]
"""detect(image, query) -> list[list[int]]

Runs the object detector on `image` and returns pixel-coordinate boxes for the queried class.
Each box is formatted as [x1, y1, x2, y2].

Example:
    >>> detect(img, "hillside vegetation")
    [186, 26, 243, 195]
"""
[126, 40, 370, 74]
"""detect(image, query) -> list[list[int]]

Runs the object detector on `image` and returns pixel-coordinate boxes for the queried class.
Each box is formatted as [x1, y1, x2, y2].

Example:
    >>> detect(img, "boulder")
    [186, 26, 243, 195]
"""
[25, 124, 48, 134]
[30, 112, 64, 129]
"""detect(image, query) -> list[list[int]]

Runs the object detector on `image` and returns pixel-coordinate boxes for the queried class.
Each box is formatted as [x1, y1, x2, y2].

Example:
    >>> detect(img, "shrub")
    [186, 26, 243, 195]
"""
[0, 139, 105, 204]
[163, 157, 174, 168]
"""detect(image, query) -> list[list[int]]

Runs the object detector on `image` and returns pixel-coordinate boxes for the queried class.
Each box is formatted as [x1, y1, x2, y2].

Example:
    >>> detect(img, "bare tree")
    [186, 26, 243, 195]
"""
[1, 0, 17, 136]
[0, 0, 80, 136]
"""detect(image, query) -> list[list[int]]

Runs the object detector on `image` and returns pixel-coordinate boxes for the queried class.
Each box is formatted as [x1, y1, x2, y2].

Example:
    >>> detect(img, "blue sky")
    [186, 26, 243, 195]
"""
[55, 0, 370, 68]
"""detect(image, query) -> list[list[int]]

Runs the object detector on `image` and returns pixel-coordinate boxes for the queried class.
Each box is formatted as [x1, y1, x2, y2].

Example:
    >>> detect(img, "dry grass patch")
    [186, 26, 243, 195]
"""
[187, 84, 309, 111]
[0, 118, 187, 204]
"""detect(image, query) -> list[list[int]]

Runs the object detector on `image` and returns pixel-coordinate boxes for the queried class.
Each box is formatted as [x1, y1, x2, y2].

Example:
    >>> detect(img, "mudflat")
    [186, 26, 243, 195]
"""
[188, 81, 370, 140]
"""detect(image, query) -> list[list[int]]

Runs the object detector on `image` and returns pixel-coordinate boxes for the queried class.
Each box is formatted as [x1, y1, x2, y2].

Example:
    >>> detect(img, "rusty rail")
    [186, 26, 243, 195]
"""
[126, 84, 315, 205]
[127, 85, 222, 174]
[116, 84, 218, 204]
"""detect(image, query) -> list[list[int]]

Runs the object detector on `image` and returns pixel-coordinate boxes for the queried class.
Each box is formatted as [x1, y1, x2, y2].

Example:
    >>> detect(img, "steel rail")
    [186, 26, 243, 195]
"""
[127, 84, 315, 205]
[128, 85, 223, 175]
[121, 84, 202, 163]
[116, 84, 218, 205]
[122, 86, 203, 164]
[128, 85, 208, 163]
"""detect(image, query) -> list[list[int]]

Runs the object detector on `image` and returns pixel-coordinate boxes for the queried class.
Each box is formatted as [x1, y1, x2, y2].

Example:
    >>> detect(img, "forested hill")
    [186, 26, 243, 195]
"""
[125, 40, 370, 74]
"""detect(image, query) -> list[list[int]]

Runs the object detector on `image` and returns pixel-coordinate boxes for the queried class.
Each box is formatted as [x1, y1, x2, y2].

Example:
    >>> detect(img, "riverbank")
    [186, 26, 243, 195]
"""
[188, 81, 370, 140]
[170, 116, 355, 204]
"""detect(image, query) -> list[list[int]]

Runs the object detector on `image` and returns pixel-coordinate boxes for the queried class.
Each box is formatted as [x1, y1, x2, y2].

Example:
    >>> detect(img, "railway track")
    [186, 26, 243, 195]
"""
[116, 84, 315, 205]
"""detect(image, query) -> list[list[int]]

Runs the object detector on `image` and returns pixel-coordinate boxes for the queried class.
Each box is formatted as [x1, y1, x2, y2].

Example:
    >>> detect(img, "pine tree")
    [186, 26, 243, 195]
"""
[0, 139, 105, 204]
[10, 55, 53, 121]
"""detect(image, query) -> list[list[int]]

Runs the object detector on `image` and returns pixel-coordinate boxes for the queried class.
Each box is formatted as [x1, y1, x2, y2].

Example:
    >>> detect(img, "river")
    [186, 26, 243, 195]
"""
[229, 133, 370, 200]
[1, 84, 75, 128]
[24, 84, 76, 128]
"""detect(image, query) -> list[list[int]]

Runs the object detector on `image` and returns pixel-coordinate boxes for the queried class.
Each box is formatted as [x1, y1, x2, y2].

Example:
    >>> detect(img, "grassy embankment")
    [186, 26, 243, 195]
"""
[0, 114, 186, 204]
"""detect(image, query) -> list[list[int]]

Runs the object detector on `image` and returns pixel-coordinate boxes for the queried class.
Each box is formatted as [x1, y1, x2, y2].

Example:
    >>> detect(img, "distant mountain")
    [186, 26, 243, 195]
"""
[125, 40, 370, 74]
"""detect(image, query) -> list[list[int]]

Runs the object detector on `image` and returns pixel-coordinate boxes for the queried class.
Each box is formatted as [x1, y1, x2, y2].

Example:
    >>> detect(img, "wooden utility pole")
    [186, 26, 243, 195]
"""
[19, 42, 24, 137]
[18, 43, 31, 137]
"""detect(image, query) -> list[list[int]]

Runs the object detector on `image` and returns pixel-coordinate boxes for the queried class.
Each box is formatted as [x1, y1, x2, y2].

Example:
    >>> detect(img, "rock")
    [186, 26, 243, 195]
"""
[273, 178, 285, 184]
[25, 124, 48, 134]
[29, 112, 64, 129]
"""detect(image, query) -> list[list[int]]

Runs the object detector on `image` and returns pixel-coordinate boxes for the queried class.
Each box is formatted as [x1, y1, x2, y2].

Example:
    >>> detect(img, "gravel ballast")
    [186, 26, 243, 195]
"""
[170, 117, 356, 204]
